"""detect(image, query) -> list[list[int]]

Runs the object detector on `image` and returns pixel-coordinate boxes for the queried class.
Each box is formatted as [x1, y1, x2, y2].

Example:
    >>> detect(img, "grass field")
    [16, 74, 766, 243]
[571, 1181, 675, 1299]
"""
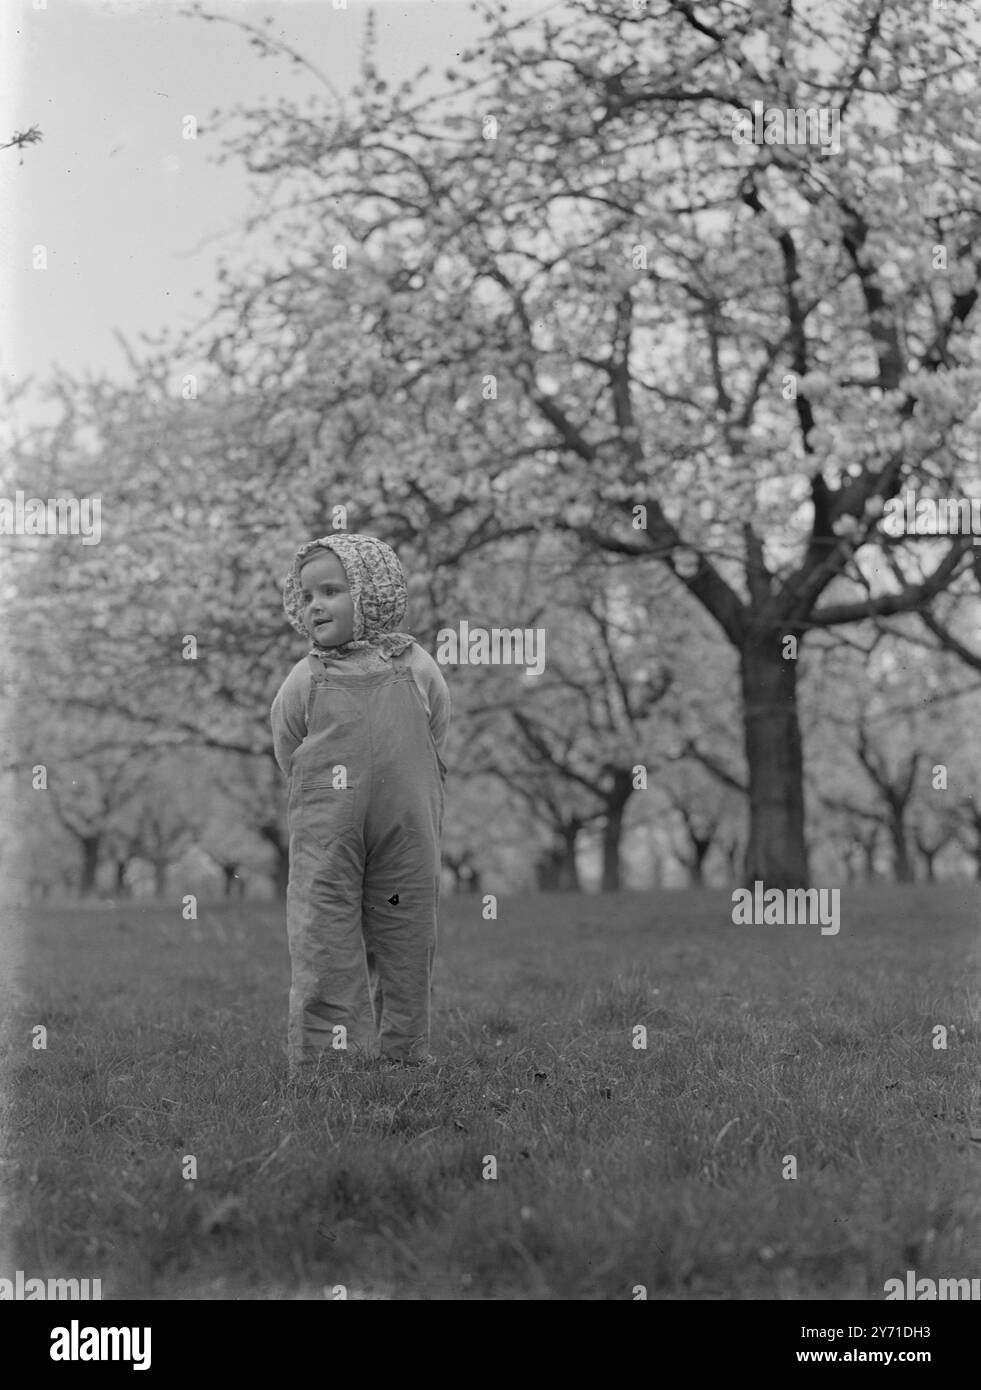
[2, 886, 980, 1300]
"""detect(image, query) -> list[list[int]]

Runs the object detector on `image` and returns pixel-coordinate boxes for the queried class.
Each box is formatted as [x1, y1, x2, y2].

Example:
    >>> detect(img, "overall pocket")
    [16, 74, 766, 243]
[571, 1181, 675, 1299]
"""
[296, 767, 358, 838]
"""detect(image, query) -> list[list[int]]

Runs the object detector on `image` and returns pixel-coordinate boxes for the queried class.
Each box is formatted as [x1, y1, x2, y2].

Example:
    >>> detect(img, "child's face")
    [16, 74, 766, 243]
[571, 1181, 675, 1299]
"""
[299, 550, 355, 646]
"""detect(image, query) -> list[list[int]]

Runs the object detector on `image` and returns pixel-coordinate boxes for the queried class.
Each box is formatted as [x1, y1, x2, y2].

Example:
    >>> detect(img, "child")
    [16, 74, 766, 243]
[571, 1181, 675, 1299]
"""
[270, 533, 450, 1072]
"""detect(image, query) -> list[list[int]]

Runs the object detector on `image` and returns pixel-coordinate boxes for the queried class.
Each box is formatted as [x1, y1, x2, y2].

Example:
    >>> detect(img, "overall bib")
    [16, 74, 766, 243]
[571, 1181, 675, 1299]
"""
[286, 655, 444, 1066]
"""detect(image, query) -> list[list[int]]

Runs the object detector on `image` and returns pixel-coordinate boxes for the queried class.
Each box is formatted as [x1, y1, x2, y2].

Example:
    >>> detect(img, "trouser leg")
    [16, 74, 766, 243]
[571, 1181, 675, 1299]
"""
[367, 949, 384, 1031]
[286, 830, 375, 1065]
[362, 849, 439, 1062]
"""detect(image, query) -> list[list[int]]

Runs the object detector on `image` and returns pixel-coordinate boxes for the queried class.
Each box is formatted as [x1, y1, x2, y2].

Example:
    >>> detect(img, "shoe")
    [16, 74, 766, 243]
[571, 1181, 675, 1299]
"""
[381, 1053, 436, 1069]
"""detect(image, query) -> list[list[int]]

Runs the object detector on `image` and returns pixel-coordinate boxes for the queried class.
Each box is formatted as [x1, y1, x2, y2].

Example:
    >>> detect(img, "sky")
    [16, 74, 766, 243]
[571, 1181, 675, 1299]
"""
[1, 0, 521, 400]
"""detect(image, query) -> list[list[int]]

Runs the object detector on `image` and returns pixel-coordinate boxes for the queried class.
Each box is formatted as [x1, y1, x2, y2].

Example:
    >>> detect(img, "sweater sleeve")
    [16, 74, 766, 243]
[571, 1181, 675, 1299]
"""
[407, 644, 452, 754]
[270, 659, 312, 775]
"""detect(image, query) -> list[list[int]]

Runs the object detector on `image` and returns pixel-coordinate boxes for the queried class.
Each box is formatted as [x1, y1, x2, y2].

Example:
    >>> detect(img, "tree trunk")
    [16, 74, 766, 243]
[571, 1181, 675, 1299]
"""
[535, 851, 558, 891]
[689, 834, 712, 887]
[445, 853, 481, 894]
[600, 771, 633, 891]
[557, 824, 581, 891]
[843, 842, 861, 883]
[967, 815, 981, 879]
[260, 820, 291, 900]
[889, 815, 914, 883]
[721, 836, 741, 879]
[114, 858, 130, 897]
[79, 835, 101, 897]
[740, 634, 808, 888]
[536, 825, 581, 891]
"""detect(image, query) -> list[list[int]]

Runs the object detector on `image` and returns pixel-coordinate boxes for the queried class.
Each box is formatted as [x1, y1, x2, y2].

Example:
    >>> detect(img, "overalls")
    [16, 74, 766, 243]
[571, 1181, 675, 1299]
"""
[286, 655, 445, 1066]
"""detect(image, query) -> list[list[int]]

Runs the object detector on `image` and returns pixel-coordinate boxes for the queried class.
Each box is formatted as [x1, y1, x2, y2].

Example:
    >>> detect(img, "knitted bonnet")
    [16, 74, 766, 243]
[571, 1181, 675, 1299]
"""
[283, 532, 415, 661]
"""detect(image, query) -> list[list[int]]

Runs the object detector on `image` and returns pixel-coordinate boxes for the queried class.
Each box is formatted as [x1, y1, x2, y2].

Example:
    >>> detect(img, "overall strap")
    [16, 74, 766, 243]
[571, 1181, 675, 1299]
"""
[305, 652, 413, 687]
